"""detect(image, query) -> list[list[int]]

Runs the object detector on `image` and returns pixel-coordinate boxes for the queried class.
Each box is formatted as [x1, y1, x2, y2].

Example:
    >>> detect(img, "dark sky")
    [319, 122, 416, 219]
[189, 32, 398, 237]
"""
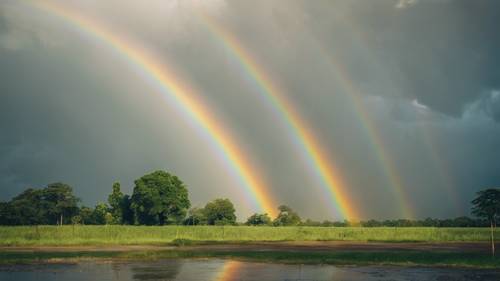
[1, 0, 499, 220]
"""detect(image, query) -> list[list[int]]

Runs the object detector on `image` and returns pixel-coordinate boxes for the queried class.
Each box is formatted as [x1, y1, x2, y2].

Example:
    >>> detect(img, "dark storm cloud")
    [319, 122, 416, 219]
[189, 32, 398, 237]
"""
[1, 0, 500, 220]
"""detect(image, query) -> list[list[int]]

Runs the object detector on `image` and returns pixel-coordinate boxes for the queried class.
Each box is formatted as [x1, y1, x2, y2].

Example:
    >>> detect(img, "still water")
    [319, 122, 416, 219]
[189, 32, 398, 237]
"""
[1, 259, 499, 281]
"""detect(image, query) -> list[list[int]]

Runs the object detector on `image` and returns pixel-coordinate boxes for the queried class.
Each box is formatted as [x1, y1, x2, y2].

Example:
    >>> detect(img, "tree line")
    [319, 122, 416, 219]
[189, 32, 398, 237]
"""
[0, 170, 497, 228]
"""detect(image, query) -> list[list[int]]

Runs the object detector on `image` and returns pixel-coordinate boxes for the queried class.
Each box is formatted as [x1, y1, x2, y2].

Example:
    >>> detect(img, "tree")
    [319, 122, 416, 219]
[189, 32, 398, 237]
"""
[108, 182, 125, 224]
[79, 206, 94, 224]
[204, 198, 236, 225]
[245, 213, 271, 226]
[7, 188, 46, 225]
[121, 195, 134, 225]
[92, 202, 110, 225]
[472, 188, 500, 256]
[184, 207, 207, 225]
[42, 183, 80, 225]
[131, 171, 190, 225]
[273, 205, 301, 226]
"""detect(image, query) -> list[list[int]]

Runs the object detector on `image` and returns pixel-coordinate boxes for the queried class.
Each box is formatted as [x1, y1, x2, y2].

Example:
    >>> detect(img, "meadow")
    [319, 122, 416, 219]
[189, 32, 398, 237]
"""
[0, 225, 496, 246]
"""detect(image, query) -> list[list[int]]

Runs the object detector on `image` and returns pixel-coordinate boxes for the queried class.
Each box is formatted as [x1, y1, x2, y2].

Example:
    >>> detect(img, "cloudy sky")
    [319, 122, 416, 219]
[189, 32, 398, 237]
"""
[1, 0, 499, 220]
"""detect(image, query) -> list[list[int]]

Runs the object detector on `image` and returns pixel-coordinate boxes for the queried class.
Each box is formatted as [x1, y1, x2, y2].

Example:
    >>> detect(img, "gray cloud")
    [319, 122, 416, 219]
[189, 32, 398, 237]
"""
[1, 0, 499, 220]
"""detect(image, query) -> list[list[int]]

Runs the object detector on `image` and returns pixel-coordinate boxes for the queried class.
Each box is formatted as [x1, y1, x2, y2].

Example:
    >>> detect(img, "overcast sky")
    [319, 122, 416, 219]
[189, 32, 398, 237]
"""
[1, 0, 499, 220]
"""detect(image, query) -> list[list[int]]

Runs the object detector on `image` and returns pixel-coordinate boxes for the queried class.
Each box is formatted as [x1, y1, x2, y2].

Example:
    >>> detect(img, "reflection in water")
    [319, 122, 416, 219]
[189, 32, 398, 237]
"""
[215, 260, 243, 281]
[129, 260, 182, 280]
[1, 259, 500, 281]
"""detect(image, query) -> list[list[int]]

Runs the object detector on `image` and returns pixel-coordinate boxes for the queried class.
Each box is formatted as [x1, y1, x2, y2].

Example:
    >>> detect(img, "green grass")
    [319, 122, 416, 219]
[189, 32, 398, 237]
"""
[1, 250, 499, 268]
[0, 226, 496, 246]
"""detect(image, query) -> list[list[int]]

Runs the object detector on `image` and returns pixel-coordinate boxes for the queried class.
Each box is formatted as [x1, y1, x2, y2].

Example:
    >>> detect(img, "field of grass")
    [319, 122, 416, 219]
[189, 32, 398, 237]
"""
[0, 225, 496, 246]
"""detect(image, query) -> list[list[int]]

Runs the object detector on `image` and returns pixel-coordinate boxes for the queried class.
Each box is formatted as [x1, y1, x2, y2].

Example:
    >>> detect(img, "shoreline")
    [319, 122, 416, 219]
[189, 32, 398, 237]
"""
[0, 241, 497, 269]
[0, 241, 491, 253]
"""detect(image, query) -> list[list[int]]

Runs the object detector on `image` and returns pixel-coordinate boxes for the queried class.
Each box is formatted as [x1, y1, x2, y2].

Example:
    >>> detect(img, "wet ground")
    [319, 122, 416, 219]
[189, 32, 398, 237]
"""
[0, 241, 489, 253]
[1, 259, 499, 281]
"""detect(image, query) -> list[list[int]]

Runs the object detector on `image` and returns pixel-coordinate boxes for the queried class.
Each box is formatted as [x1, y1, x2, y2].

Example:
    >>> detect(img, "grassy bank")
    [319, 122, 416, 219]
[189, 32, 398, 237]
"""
[1, 250, 499, 268]
[0, 226, 496, 246]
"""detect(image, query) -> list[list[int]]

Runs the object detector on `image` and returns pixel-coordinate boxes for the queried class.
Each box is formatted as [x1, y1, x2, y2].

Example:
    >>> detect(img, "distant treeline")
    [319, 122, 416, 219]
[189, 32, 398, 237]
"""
[0, 170, 488, 227]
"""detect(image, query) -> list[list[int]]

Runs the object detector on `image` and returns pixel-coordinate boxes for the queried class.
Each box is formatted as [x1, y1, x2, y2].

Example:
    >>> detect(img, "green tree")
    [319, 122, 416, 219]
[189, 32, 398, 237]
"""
[71, 215, 82, 225]
[184, 207, 207, 225]
[273, 205, 301, 226]
[79, 206, 94, 224]
[92, 202, 110, 225]
[130, 170, 190, 225]
[0, 202, 12, 225]
[42, 183, 80, 225]
[121, 195, 134, 225]
[245, 213, 271, 226]
[6, 188, 46, 225]
[472, 188, 500, 256]
[108, 182, 125, 224]
[204, 198, 236, 225]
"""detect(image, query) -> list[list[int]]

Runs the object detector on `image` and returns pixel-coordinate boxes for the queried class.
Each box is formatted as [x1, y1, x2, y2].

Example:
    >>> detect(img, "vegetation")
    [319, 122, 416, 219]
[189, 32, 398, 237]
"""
[0, 225, 498, 246]
[273, 205, 301, 226]
[245, 213, 271, 226]
[203, 198, 236, 225]
[131, 171, 190, 225]
[0, 169, 496, 230]
[0, 183, 79, 225]
[472, 188, 500, 256]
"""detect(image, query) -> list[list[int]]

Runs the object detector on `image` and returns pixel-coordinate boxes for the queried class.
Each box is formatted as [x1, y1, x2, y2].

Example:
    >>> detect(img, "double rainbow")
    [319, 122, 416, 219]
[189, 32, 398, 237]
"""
[201, 15, 358, 219]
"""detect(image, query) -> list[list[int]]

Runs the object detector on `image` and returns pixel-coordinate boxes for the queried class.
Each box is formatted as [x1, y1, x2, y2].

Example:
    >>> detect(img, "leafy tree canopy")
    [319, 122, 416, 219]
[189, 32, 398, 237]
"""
[246, 213, 271, 226]
[273, 205, 301, 226]
[131, 170, 190, 225]
[472, 189, 500, 222]
[184, 207, 207, 225]
[204, 198, 236, 225]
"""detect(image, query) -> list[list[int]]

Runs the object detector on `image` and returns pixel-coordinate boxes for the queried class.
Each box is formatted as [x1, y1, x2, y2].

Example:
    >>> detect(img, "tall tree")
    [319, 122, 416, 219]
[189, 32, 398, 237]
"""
[42, 183, 79, 225]
[273, 205, 301, 226]
[131, 171, 190, 225]
[121, 195, 134, 225]
[472, 188, 500, 256]
[204, 198, 236, 225]
[108, 182, 125, 224]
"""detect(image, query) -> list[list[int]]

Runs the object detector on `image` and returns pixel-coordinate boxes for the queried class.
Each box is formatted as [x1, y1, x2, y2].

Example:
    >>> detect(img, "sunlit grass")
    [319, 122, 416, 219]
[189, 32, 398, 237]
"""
[0, 226, 496, 246]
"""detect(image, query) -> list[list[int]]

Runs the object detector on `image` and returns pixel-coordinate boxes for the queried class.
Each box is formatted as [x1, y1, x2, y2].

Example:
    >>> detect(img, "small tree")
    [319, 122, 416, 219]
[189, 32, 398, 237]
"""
[184, 207, 207, 225]
[273, 205, 301, 226]
[92, 202, 109, 225]
[79, 206, 94, 225]
[246, 213, 271, 226]
[204, 198, 236, 225]
[472, 188, 500, 257]
[71, 215, 82, 225]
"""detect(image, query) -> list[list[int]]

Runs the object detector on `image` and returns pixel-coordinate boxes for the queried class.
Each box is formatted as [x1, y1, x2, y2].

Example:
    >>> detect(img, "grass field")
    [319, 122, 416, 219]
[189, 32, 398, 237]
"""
[0, 226, 497, 246]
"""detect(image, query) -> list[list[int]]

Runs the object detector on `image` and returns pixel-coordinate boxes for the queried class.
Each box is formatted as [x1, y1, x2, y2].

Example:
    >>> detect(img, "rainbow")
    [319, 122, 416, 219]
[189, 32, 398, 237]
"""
[201, 15, 358, 219]
[305, 16, 414, 218]
[27, 0, 277, 217]
[322, 54, 414, 218]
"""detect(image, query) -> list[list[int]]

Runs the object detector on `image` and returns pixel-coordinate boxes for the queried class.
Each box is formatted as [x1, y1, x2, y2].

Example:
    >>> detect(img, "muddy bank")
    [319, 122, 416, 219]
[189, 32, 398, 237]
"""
[0, 241, 489, 254]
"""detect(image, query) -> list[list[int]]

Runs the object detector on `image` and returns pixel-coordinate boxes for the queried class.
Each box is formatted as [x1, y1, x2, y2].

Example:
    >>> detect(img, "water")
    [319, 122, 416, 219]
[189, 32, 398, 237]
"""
[0, 259, 499, 281]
